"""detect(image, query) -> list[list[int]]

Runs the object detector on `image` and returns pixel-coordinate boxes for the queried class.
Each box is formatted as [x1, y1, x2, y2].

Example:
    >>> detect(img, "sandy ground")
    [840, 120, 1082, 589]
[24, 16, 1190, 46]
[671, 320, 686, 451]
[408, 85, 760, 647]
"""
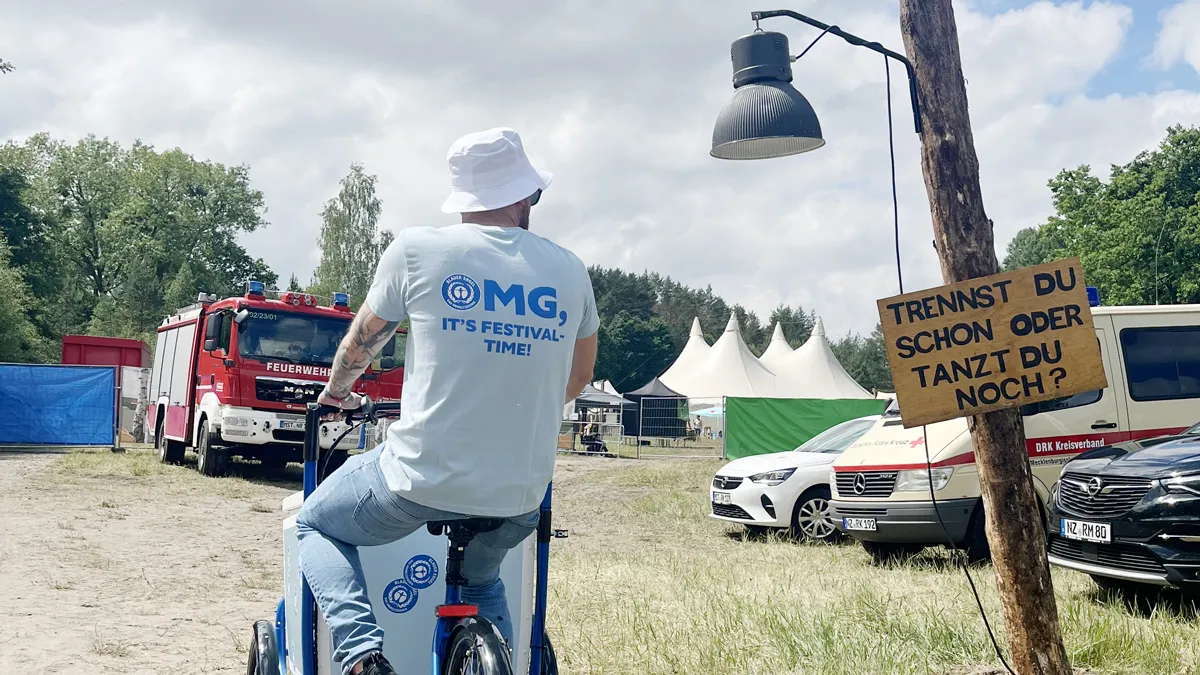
[0, 448, 295, 674]
[0, 448, 627, 675]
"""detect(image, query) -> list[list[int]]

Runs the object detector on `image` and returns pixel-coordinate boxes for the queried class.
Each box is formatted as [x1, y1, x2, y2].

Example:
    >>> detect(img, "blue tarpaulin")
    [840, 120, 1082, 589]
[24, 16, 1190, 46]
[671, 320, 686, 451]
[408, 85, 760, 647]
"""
[0, 364, 116, 446]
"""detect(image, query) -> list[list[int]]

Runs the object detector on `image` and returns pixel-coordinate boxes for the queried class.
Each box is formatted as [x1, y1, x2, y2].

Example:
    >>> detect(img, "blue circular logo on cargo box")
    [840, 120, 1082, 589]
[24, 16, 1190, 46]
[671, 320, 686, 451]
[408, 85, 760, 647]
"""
[404, 554, 439, 589]
[442, 274, 480, 310]
[382, 579, 418, 614]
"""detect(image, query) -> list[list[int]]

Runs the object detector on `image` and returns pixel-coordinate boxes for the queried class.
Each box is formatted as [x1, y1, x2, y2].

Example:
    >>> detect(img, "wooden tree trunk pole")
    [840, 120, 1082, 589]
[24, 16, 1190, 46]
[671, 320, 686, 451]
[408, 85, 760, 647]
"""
[896, 2, 1073, 674]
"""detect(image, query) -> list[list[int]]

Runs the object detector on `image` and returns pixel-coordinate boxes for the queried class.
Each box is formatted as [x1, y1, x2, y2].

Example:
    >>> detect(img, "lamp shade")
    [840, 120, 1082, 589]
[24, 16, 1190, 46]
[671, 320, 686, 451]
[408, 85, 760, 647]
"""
[711, 31, 825, 160]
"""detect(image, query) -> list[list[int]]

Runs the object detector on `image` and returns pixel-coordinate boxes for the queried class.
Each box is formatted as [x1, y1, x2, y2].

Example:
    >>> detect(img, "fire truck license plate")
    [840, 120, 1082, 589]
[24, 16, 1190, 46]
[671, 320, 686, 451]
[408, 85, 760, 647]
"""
[277, 419, 306, 431]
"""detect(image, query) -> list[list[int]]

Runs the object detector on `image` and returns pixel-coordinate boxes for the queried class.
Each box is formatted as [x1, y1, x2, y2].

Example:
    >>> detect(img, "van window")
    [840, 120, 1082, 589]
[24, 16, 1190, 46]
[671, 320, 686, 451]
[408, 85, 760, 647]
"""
[1119, 326, 1200, 402]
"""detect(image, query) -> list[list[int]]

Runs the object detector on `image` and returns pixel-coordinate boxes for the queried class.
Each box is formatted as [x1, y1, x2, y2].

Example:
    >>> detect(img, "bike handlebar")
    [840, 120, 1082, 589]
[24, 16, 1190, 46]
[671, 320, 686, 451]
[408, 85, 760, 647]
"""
[313, 396, 402, 425]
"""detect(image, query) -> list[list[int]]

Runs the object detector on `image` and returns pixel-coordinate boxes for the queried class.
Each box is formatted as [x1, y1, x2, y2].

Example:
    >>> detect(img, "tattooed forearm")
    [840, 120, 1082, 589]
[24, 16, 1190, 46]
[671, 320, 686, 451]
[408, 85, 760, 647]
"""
[325, 306, 401, 399]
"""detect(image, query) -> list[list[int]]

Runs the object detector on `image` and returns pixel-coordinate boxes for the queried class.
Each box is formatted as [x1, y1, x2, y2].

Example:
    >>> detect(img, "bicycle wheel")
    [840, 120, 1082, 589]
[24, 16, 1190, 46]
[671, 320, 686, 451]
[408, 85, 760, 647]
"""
[442, 617, 514, 675]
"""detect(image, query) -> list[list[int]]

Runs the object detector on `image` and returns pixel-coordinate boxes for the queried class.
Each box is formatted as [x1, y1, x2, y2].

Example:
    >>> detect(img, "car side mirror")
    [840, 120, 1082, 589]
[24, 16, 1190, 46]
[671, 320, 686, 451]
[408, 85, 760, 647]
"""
[204, 315, 222, 349]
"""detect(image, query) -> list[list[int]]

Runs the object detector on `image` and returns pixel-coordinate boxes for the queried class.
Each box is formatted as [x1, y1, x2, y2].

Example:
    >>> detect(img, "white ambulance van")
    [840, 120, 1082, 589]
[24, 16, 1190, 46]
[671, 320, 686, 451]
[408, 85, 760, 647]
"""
[830, 302, 1200, 563]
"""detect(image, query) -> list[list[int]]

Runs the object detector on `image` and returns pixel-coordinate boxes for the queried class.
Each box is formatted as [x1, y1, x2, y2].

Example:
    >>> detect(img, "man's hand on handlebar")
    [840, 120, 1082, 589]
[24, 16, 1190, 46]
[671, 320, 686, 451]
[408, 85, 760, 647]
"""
[317, 389, 364, 422]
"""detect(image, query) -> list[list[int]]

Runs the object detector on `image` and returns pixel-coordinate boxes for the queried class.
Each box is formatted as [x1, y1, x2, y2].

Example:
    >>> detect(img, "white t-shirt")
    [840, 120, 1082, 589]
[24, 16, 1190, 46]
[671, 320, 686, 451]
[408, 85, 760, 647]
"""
[364, 223, 599, 517]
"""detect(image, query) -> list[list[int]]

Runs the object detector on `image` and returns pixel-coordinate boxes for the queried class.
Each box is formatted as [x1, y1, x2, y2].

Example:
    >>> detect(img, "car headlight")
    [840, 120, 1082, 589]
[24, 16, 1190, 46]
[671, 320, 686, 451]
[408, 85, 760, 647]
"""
[1162, 474, 1200, 496]
[749, 468, 797, 486]
[895, 467, 954, 492]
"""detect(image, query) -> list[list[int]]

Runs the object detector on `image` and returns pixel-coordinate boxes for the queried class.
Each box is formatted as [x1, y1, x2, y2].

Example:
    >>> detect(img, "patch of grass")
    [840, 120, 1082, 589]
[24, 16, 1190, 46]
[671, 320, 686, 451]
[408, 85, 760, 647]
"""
[56, 448, 173, 481]
[90, 628, 131, 658]
[548, 457, 1200, 675]
[44, 573, 74, 590]
[99, 499, 118, 509]
[249, 502, 273, 513]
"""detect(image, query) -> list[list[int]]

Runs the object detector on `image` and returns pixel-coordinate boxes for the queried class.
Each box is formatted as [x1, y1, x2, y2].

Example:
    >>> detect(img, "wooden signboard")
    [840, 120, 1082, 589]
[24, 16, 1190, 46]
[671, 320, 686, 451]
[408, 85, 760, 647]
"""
[876, 258, 1108, 428]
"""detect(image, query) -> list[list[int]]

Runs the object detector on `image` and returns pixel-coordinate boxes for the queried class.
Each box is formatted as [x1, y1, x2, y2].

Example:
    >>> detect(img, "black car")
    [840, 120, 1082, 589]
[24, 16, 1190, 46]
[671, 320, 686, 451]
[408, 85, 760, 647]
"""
[1046, 422, 1200, 596]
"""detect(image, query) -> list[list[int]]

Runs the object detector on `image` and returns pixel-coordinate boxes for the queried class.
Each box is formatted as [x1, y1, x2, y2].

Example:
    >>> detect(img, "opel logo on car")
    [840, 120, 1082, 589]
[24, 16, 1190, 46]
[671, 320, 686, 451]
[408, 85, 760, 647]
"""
[1086, 477, 1103, 498]
[853, 473, 867, 495]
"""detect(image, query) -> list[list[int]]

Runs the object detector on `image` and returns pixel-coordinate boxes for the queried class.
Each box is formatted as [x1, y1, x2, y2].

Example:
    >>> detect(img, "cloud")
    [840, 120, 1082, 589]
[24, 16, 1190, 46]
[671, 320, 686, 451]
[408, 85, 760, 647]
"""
[2, 0, 1199, 342]
[1154, 0, 1200, 73]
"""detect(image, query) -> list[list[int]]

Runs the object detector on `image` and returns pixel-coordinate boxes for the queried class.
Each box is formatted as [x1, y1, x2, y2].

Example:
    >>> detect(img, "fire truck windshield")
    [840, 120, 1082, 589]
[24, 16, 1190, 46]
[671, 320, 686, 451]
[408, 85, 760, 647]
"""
[236, 311, 349, 367]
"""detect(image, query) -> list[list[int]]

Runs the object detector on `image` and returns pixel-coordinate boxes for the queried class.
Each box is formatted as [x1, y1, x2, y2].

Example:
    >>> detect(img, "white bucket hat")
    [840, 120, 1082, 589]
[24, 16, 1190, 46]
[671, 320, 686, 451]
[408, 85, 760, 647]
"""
[440, 127, 553, 214]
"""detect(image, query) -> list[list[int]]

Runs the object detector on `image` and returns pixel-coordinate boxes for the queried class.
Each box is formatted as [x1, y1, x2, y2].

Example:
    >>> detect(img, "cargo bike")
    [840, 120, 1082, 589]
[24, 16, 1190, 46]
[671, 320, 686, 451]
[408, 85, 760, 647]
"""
[246, 398, 561, 674]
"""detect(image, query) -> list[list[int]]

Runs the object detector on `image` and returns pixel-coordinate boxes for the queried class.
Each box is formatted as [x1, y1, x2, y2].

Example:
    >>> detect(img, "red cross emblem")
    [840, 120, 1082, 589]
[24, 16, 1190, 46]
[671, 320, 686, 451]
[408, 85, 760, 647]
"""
[909, 436, 925, 448]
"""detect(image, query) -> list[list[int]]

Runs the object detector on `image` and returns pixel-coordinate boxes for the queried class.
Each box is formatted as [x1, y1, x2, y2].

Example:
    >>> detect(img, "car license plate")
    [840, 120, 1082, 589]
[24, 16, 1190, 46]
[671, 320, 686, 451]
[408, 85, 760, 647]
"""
[278, 418, 305, 431]
[1060, 518, 1110, 543]
[712, 491, 731, 505]
[842, 517, 877, 531]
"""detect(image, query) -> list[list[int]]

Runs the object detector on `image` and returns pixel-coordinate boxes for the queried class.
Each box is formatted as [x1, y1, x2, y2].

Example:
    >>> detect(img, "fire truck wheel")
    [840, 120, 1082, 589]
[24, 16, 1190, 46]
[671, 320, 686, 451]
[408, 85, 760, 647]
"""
[260, 455, 288, 472]
[196, 423, 229, 477]
[156, 419, 185, 465]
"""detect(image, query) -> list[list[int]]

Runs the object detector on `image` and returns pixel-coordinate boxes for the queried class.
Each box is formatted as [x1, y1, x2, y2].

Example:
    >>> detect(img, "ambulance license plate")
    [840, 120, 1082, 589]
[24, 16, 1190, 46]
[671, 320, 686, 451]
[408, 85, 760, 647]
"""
[842, 517, 877, 531]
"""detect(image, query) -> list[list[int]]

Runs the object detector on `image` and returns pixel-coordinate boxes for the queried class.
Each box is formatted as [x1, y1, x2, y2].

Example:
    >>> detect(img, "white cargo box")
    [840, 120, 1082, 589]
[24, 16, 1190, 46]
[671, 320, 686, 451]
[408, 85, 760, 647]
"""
[280, 491, 535, 674]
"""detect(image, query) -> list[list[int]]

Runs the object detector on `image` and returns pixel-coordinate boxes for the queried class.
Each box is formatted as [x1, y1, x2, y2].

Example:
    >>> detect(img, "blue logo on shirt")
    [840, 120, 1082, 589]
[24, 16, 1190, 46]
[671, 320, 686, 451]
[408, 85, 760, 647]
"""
[404, 554, 439, 589]
[382, 578, 419, 613]
[442, 274, 480, 310]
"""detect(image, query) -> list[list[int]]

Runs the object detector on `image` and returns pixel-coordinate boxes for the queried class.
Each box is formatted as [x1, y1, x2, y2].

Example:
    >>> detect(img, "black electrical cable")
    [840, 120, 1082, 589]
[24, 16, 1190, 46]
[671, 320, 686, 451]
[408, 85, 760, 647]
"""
[320, 419, 367, 479]
[794, 26, 835, 61]
[885, 58, 903, 295]
[883, 55, 1016, 675]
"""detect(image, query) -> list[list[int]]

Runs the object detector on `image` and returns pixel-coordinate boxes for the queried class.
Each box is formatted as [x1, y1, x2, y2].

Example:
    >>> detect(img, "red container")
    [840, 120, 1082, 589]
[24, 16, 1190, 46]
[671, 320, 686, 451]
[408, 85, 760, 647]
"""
[61, 335, 151, 368]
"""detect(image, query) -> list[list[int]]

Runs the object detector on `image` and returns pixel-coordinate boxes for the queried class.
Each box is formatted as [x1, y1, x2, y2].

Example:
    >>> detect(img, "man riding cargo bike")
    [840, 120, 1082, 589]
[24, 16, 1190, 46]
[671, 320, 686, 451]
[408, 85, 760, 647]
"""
[294, 127, 599, 675]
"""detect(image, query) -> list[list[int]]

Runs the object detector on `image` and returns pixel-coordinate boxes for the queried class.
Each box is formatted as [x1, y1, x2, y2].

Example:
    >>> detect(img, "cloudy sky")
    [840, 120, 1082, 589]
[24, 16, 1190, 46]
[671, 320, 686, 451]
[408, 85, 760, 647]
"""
[4, 0, 1200, 338]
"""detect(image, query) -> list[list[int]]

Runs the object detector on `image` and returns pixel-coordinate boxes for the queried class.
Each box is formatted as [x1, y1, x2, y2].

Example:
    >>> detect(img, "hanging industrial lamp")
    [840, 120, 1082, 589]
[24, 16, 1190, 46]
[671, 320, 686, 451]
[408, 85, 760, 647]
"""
[712, 11, 922, 162]
[710, 30, 825, 160]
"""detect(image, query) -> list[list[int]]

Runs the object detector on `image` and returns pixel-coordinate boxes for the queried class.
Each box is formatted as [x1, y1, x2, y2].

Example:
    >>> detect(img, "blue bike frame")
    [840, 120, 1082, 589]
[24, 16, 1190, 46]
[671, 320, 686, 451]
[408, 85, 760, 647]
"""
[297, 401, 555, 674]
[300, 404, 321, 675]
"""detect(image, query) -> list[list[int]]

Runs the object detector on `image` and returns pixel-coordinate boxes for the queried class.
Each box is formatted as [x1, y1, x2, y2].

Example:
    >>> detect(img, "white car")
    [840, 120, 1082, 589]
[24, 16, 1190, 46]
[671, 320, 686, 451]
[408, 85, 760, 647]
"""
[709, 415, 882, 540]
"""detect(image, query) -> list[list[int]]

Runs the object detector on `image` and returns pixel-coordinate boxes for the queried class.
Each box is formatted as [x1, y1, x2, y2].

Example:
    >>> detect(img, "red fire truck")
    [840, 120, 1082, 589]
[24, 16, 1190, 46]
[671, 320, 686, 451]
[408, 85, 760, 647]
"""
[146, 281, 404, 477]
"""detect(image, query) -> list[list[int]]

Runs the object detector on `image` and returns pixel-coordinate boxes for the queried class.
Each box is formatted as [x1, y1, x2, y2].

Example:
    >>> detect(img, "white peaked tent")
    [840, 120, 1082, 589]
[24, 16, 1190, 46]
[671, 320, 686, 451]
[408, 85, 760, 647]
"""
[659, 317, 711, 393]
[660, 314, 778, 398]
[592, 380, 621, 396]
[759, 323, 795, 373]
[779, 318, 873, 399]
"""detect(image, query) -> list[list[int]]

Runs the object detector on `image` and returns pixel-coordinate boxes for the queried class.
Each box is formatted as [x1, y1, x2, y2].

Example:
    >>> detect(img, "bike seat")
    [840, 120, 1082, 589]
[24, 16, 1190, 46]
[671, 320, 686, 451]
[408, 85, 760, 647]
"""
[426, 518, 504, 538]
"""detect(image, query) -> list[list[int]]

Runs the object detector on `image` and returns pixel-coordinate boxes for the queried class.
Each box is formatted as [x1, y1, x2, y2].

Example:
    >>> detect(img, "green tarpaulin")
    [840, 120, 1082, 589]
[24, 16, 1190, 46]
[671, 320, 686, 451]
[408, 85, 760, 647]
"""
[724, 397, 887, 459]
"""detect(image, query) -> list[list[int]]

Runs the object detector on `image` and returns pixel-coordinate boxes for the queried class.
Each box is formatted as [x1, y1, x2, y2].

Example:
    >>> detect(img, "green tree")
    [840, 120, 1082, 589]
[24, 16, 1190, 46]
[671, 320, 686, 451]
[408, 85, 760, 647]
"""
[0, 59, 12, 75]
[767, 305, 815, 347]
[0, 134, 276, 344]
[164, 261, 201, 312]
[1003, 226, 1059, 271]
[595, 312, 675, 390]
[1002, 125, 1200, 304]
[286, 274, 303, 292]
[831, 324, 894, 393]
[0, 235, 48, 362]
[311, 163, 388, 308]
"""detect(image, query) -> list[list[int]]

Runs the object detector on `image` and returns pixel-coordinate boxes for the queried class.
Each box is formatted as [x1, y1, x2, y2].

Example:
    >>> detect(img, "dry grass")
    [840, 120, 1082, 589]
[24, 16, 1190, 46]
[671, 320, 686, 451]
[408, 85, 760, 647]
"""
[89, 629, 131, 658]
[548, 458, 1200, 675]
[20, 447, 1199, 674]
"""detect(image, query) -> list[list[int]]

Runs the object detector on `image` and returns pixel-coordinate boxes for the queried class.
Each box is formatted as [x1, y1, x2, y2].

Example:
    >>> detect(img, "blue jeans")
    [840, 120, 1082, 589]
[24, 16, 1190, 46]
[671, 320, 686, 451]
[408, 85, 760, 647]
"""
[296, 446, 538, 673]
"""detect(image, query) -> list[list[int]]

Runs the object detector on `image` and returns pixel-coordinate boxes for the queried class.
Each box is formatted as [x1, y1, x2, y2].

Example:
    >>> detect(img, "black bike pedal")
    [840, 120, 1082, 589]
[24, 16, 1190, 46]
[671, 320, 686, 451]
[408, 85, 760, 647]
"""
[552, 529, 569, 539]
